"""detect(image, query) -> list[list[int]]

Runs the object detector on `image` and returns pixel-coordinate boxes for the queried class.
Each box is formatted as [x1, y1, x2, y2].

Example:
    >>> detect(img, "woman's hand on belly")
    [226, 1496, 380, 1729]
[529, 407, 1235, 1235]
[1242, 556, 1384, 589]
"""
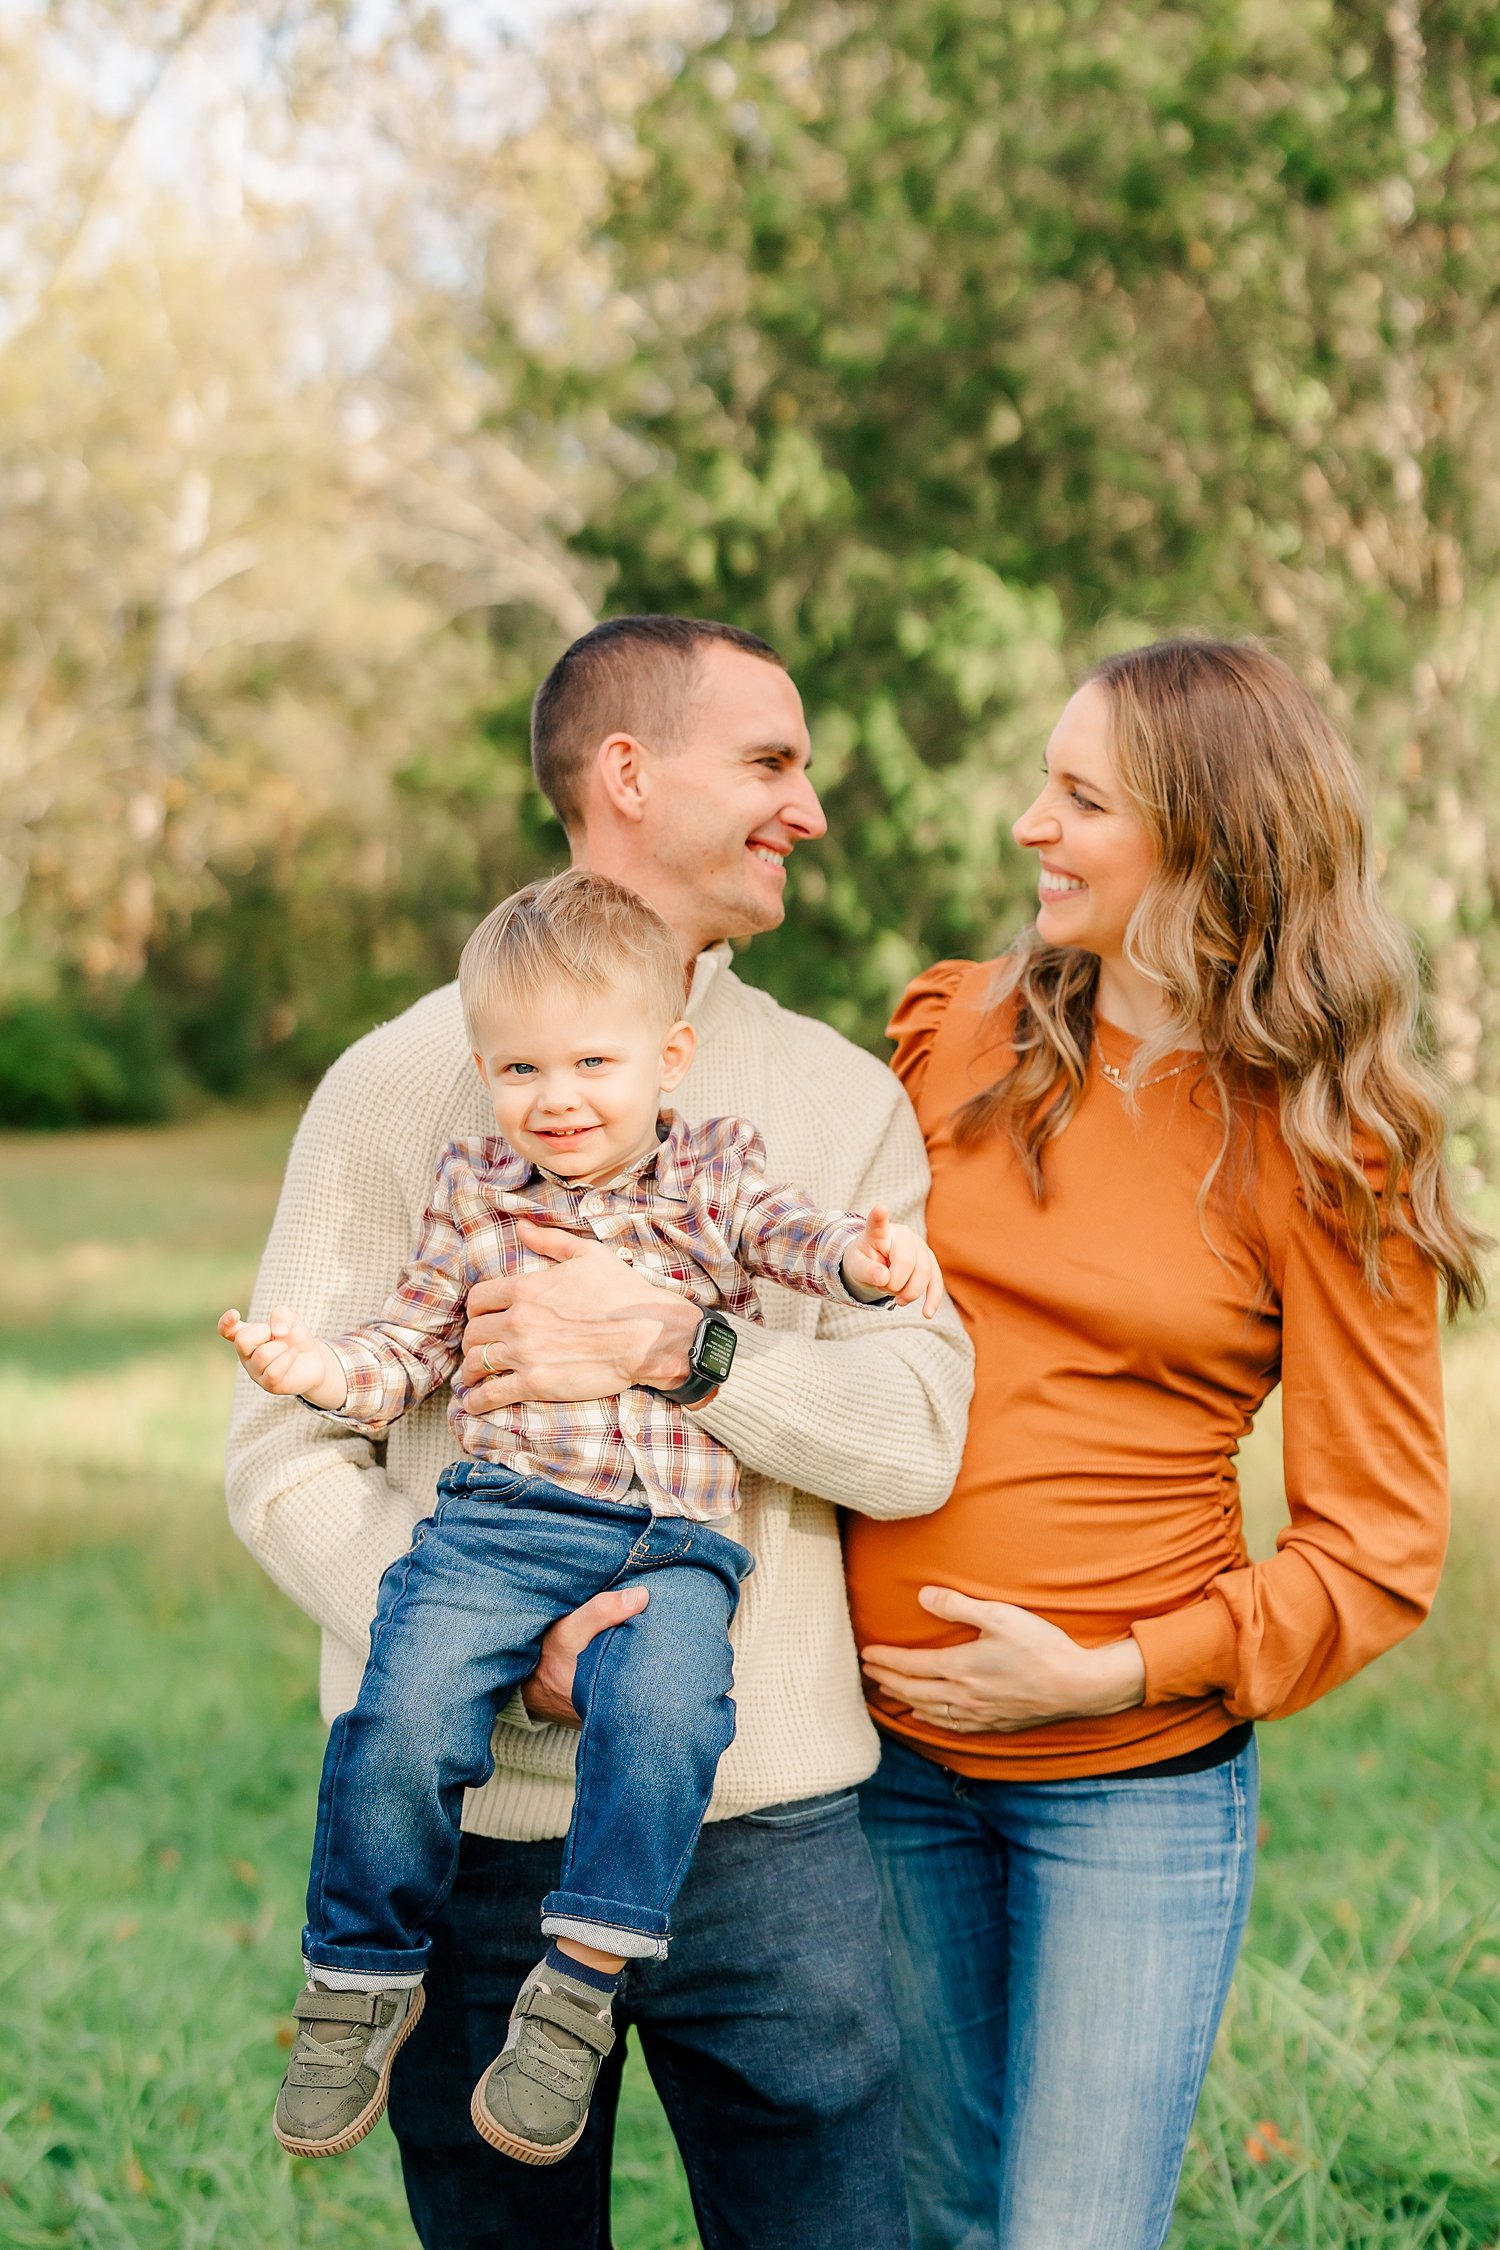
[859, 1586, 1147, 1734]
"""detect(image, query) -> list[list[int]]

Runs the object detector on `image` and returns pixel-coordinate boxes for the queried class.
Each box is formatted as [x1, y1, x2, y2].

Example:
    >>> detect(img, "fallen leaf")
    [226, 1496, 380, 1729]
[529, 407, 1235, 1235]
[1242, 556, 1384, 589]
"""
[230, 1858, 261, 1888]
[124, 2154, 152, 2197]
[1245, 2119, 1294, 2165]
[1241, 2124, 1295, 2160]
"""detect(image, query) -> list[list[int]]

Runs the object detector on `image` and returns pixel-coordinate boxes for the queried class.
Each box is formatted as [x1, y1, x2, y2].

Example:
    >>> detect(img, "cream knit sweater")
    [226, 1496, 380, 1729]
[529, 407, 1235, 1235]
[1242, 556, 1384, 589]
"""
[225, 952, 974, 1840]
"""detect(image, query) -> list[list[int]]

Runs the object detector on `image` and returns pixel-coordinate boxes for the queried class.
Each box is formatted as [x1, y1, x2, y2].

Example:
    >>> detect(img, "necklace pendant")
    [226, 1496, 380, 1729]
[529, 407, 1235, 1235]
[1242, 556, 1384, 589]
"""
[1094, 1044, 1198, 1094]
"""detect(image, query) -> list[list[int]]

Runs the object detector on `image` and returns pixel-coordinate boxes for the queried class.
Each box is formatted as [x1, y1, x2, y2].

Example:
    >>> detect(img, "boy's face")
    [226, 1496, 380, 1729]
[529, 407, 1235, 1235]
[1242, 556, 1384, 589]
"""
[472, 978, 696, 1186]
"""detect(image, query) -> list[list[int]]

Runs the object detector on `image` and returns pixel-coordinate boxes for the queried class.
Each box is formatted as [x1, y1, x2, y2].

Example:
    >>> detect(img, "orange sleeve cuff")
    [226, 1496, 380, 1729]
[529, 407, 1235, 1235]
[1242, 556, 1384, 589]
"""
[1131, 1596, 1238, 1706]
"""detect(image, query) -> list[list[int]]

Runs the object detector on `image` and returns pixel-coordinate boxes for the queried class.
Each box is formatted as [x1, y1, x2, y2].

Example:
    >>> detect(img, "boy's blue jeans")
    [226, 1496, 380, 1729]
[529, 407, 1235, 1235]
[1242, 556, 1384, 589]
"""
[302, 1461, 753, 1980]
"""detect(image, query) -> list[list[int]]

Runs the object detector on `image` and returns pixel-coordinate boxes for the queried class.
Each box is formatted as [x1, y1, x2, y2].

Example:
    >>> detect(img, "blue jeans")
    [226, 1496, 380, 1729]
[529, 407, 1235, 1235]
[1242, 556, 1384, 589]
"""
[387, 1795, 910, 2249]
[303, 1462, 752, 1976]
[860, 1733, 1258, 2250]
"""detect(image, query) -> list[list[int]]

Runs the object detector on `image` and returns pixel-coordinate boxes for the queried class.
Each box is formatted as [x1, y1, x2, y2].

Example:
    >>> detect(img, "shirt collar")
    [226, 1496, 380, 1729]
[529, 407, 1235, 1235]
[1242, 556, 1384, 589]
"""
[687, 943, 732, 1018]
[481, 1110, 695, 1204]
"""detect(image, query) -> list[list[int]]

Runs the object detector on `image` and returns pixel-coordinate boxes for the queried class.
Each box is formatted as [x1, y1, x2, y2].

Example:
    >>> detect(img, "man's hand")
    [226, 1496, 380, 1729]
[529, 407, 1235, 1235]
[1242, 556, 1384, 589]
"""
[461, 1220, 703, 1412]
[842, 1207, 945, 1317]
[219, 1306, 347, 1410]
[519, 1584, 650, 1725]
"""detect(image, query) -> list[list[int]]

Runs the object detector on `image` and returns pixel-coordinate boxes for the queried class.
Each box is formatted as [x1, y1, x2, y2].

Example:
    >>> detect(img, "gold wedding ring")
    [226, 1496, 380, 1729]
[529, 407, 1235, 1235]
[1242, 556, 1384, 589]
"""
[480, 1343, 497, 1374]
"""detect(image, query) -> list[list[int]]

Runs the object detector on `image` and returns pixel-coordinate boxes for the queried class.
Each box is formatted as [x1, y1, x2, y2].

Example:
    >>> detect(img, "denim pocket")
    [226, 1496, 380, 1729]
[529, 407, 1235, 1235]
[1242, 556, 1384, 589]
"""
[740, 1787, 859, 1832]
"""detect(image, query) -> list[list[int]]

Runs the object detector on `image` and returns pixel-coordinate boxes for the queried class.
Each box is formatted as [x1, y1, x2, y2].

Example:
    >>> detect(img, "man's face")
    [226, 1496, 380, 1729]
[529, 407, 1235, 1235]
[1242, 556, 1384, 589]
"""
[630, 645, 826, 953]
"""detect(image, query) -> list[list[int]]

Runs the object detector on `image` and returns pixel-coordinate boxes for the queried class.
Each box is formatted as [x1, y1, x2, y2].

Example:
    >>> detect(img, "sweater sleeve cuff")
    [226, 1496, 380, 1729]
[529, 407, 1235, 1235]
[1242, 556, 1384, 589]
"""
[1131, 1595, 1238, 1705]
[494, 1687, 539, 1733]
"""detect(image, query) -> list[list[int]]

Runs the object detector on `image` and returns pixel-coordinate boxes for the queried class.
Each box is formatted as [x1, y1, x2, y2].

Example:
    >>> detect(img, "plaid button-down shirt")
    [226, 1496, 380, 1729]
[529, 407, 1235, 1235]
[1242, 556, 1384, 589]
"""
[327, 1113, 871, 1521]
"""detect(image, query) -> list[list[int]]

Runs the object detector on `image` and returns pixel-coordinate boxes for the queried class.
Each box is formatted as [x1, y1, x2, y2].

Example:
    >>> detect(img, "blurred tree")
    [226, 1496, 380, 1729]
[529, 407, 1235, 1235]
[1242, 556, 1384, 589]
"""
[497, 0, 1500, 1171]
[5, 0, 1500, 1166]
[0, 0, 595, 1114]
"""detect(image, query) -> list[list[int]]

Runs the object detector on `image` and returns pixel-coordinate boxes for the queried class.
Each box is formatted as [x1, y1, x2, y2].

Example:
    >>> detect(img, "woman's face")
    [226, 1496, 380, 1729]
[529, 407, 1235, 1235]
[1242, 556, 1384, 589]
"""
[1012, 685, 1157, 962]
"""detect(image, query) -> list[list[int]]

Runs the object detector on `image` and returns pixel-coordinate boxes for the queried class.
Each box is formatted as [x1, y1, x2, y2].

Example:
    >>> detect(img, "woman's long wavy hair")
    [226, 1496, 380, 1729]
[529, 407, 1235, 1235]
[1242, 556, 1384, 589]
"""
[955, 637, 1487, 1315]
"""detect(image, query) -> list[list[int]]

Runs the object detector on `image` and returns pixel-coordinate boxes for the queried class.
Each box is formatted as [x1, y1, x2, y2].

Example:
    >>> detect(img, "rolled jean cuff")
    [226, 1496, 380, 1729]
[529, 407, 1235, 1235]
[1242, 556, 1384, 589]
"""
[541, 1892, 671, 1960]
[301, 1928, 429, 1984]
[303, 1957, 425, 1993]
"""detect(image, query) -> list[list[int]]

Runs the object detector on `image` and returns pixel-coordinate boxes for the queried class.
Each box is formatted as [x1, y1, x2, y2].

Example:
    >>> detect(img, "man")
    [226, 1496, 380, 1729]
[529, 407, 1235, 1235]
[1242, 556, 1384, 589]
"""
[227, 615, 973, 2248]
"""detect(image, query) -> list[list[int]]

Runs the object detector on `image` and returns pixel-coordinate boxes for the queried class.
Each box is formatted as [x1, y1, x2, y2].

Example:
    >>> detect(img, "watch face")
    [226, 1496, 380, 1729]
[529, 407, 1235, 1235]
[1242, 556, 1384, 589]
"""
[696, 1319, 737, 1384]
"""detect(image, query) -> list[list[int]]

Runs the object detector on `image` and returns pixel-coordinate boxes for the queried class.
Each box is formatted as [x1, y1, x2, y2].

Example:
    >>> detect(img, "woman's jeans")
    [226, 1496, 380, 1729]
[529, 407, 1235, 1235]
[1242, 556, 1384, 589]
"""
[860, 1732, 1258, 2250]
[303, 1463, 752, 1978]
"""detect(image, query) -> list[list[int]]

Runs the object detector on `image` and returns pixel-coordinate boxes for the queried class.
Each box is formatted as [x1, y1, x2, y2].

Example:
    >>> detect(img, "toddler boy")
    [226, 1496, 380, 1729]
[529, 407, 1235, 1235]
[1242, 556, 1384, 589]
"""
[221, 870, 942, 2167]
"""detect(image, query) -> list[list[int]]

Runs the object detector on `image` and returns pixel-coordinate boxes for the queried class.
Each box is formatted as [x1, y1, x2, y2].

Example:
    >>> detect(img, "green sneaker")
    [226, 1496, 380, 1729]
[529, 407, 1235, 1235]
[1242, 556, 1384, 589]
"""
[470, 1960, 617, 2165]
[273, 1981, 424, 2157]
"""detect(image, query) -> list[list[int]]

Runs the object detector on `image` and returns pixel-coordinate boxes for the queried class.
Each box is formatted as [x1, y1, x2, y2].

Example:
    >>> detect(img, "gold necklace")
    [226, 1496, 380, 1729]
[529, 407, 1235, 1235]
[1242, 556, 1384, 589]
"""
[1094, 1042, 1202, 1094]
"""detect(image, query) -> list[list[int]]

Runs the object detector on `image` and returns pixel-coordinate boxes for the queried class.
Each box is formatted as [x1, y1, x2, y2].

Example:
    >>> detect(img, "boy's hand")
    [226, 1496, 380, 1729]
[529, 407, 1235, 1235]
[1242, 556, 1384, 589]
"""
[842, 1207, 945, 1318]
[218, 1307, 348, 1411]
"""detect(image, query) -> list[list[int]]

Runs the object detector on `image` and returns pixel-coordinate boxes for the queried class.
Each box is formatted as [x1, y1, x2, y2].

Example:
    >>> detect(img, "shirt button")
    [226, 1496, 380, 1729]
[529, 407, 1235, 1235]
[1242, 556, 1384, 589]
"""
[616, 1247, 633, 1262]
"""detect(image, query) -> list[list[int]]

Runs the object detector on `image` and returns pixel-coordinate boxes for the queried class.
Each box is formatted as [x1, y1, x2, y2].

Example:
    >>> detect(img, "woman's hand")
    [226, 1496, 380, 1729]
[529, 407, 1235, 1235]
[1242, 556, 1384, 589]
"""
[860, 1586, 1147, 1734]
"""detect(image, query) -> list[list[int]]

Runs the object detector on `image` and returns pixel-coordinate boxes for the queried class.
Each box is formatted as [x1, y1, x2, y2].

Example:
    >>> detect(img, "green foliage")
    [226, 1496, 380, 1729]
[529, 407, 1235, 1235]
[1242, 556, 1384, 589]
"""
[10, 0, 1500, 1149]
[498, 0, 1500, 1094]
[0, 989, 181, 1129]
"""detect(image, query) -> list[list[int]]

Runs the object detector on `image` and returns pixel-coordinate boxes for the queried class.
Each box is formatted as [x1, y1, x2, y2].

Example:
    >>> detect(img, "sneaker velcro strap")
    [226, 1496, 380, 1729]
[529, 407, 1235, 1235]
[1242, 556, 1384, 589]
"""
[293, 1987, 386, 2026]
[522, 1990, 616, 2056]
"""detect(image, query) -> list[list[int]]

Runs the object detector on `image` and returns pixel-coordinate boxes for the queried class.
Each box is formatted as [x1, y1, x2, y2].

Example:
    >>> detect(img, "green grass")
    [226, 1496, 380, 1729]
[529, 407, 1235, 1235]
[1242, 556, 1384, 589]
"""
[0, 1110, 697, 2249]
[1, 1111, 1497, 2246]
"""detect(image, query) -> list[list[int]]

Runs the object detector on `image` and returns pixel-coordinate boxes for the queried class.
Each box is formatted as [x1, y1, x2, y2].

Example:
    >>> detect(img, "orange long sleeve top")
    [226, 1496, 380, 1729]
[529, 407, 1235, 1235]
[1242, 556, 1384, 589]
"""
[842, 961, 1450, 1782]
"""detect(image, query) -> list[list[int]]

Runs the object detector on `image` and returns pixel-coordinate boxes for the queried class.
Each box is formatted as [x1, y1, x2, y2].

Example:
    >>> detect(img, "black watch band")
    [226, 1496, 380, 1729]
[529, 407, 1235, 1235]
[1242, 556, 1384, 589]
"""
[650, 1311, 737, 1406]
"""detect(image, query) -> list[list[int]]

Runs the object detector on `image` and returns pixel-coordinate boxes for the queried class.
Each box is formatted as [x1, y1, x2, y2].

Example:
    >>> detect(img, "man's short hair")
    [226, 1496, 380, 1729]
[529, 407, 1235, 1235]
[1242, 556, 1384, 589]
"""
[458, 869, 687, 1046]
[531, 614, 786, 831]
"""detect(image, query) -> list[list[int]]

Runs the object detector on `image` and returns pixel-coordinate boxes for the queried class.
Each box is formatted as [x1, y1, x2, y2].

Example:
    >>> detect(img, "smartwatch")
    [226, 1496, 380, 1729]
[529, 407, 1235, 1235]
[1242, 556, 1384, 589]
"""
[651, 1311, 737, 1406]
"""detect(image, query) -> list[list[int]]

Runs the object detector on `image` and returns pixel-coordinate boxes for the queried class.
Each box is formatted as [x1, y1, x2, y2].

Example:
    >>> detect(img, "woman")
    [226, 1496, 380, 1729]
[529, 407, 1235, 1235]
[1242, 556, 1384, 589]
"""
[846, 639, 1485, 2250]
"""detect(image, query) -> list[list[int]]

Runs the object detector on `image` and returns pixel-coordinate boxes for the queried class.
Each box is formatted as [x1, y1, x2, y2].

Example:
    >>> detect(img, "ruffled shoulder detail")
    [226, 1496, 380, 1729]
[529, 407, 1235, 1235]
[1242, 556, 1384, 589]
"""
[886, 959, 976, 1102]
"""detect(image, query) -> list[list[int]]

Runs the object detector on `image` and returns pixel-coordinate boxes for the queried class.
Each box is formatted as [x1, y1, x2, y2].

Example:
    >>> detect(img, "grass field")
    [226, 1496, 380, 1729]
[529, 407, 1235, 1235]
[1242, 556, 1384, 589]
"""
[1, 1109, 1498, 2248]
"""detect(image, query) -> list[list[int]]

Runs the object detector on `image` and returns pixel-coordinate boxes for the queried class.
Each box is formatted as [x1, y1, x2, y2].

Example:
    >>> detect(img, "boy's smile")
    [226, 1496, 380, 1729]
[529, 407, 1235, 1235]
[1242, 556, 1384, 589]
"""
[472, 978, 696, 1188]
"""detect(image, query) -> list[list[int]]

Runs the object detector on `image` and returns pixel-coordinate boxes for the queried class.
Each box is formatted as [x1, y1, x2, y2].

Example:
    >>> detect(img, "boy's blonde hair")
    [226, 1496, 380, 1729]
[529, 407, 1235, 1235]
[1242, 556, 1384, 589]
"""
[458, 870, 687, 1045]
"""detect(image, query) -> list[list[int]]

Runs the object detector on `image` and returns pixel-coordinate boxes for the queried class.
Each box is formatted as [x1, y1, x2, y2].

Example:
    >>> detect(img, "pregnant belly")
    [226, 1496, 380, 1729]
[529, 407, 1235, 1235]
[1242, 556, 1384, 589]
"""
[844, 1465, 1244, 1657]
[842, 1469, 1247, 1781]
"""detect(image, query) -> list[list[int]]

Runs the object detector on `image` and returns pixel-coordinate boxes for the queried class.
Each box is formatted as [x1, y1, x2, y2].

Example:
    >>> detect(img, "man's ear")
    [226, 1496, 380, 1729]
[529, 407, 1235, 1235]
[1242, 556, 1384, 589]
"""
[596, 731, 652, 824]
[658, 1018, 697, 1093]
